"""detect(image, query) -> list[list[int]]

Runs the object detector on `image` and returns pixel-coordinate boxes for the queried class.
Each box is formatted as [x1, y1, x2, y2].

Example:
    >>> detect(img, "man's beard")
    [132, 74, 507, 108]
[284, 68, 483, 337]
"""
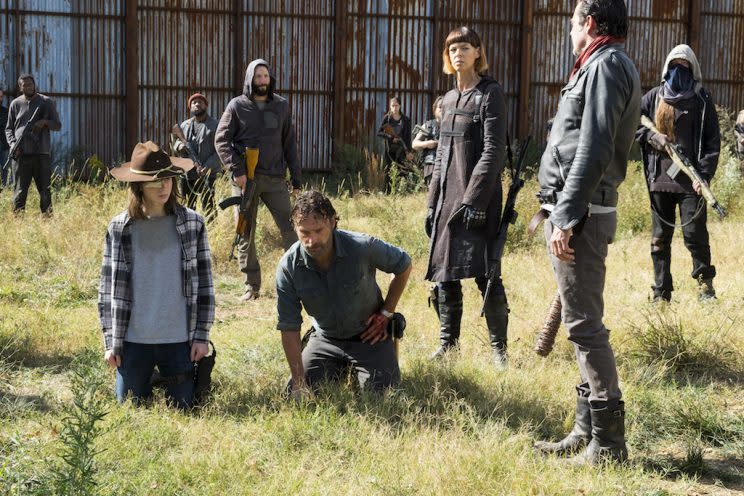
[252, 84, 269, 96]
[191, 109, 206, 117]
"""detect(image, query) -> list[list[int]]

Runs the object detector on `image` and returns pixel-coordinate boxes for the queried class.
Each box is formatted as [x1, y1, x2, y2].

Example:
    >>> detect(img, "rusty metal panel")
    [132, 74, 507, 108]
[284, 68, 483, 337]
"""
[137, 5, 235, 152]
[344, 0, 522, 153]
[0, 1, 125, 167]
[530, 3, 572, 143]
[239, 0, 336, 170]
[699, 4, 744, 114]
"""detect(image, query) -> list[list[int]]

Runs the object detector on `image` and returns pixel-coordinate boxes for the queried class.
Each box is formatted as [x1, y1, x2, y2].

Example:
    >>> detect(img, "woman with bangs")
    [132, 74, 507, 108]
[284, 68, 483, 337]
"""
[424, 27, 511, 367]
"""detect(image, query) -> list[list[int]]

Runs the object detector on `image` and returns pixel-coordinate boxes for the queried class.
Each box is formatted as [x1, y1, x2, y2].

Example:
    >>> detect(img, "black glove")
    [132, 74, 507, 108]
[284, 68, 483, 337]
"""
[425, 208, 434, 238]
[463, 205, 487, 230]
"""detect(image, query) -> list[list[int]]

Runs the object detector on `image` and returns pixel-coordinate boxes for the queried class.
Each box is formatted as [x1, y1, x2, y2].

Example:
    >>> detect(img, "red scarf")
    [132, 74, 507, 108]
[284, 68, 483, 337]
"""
[570, 35, 625, 79]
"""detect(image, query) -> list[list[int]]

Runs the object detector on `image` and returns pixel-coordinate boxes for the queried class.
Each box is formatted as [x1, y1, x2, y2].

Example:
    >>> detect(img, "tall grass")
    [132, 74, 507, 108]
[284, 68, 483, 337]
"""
[0, 153, 743, 494]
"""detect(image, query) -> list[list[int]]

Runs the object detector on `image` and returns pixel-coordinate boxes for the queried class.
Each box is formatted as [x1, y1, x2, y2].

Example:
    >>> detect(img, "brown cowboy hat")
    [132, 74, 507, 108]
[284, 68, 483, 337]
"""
[110, 141, 194, 182]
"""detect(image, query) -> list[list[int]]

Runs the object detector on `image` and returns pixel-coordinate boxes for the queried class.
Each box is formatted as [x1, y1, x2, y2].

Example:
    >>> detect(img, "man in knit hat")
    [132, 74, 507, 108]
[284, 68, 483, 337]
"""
[172, 92, 222, 222]
[635, 44, 720, 302]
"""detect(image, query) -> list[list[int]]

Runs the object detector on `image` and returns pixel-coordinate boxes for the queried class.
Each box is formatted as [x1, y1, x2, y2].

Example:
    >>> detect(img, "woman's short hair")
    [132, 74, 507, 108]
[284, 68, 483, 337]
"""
[442, 27, 488, 75]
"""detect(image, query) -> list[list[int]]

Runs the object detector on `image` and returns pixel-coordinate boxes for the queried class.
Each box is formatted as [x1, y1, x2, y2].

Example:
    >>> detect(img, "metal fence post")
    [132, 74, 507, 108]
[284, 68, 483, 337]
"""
[518, 0, 534, 141]
[688, 0, 701, 54]
[125, 0, 139, 155]
[332, 0, 347, 162]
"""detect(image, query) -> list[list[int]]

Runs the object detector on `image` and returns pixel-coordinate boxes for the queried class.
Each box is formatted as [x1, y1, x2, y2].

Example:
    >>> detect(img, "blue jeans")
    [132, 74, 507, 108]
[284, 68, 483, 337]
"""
[116, 341, 194, 409]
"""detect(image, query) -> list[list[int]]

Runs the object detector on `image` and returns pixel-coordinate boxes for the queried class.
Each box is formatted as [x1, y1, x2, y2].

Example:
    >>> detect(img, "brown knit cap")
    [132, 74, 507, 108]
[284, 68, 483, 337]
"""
[187, 92, 208, 107]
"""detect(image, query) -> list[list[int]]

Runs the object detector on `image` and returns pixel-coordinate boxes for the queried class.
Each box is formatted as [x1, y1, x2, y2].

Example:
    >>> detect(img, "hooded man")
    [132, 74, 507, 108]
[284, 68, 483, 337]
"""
[215, 59, 302, 301]
[635, 44, 720, 302]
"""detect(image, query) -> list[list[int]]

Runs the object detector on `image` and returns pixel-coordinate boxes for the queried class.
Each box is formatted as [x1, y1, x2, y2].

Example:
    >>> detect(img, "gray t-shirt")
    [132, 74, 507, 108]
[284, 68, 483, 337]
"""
[126, 215, 189, 344]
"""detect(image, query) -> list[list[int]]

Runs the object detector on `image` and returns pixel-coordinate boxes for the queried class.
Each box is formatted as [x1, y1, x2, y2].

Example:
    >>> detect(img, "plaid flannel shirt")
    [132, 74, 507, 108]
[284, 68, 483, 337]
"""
[97, 206, 215, 356]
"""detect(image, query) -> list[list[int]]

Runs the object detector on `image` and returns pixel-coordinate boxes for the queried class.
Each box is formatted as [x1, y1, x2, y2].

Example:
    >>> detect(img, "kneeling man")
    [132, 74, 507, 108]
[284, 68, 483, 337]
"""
[276, 191, 412, 397]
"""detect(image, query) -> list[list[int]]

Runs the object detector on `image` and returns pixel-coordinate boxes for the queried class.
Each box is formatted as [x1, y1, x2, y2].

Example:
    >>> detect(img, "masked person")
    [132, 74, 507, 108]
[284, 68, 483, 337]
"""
[635, 44, 720, 302]
[412, 96, 443, 186]
[425, 27, 510, 368]
[533, 0, 640, 464]
[172, 93, 222, 223]
[98, 142, 214, 409]
[4, 74, 61, 214]
[276, 191, 412, 398]
[215, 59, 301, 301]
[735, 110, 744, 160]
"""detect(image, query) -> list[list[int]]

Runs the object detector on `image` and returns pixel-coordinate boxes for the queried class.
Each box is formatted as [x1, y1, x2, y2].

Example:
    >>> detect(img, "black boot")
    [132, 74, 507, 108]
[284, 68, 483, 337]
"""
[534, 383, 592, 456]
[485, 293, 509, 368]
[477, 277, 509, 368]
[570, 401, 627, 465]
[430, 282, 462, 360]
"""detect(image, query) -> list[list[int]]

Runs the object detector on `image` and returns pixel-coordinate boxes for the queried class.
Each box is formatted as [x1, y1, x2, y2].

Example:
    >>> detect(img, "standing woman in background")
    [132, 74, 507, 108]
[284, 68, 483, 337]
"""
[425, 27, 510, 367]
[98, 141, 214, 409]
[377, 96, 413, 188]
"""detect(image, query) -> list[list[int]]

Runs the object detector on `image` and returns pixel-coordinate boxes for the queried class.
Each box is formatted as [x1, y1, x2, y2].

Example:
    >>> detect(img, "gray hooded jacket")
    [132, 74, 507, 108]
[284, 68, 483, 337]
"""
[215, 59, 301, 187]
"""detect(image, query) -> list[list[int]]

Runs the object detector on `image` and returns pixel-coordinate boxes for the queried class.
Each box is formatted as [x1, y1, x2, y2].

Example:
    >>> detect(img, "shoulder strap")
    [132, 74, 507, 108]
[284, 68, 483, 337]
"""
[477, 80, 512, 168]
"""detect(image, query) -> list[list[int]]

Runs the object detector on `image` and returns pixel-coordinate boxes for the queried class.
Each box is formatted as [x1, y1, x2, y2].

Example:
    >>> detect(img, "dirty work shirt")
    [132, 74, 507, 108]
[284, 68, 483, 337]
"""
[126, 215, 189, 344]
[276, 229, 411, 339]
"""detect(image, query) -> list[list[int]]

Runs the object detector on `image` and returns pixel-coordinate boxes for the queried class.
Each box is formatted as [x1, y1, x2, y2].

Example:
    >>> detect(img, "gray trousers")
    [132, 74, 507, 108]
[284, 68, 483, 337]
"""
[232, 174, 297, 291]
[545, 212, 622, 405]
[12, 154, 52, 213]
[296, 332, 400, 392]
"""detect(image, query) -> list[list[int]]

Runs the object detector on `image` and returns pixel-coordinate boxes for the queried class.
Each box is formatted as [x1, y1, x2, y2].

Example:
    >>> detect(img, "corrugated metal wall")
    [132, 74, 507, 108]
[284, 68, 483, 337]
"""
[0, 0, 125, 168]
[2, 0, 744, 171]
[343, 0, 522, 148]
[699, 1, 744, 116]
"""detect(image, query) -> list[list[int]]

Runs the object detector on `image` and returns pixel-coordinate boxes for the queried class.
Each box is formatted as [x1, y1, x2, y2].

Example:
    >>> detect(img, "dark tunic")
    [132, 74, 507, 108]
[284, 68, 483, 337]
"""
[425, 76, 508, 282]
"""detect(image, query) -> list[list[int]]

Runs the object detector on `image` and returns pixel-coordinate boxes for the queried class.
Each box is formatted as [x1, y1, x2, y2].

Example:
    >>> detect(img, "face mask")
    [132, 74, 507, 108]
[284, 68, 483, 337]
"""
[665, 64, 694, 93]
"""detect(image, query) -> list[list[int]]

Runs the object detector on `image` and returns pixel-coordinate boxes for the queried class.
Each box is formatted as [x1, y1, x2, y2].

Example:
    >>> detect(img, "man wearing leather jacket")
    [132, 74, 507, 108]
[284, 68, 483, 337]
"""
[533, 0, 640, 465]
[635, 45, 720, 302]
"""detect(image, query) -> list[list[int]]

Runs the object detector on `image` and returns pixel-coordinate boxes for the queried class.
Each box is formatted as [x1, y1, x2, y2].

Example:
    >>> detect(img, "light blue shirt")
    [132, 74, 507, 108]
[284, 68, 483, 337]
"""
[275, 229, 411, 339]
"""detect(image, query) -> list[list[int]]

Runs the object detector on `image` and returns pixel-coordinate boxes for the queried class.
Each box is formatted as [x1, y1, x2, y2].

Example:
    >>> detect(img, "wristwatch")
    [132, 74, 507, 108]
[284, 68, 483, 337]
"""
[380, 308, 394, 319]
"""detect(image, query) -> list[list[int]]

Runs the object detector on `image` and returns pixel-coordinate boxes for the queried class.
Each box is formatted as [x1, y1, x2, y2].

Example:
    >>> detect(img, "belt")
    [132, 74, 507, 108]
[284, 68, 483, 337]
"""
[537, 188, 618, 209]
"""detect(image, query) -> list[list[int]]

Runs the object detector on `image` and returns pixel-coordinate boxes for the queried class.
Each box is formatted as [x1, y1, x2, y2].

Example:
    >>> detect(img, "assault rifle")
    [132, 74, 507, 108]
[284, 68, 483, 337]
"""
[4, 107, 41, 170]
[170, 123, 205, 174]
[377, 124, 410, 153]
[480, 136, 532, 316]
[641, 115, 726, 219]
[412, 123, 433, 140]
[218, 148, 259, 260]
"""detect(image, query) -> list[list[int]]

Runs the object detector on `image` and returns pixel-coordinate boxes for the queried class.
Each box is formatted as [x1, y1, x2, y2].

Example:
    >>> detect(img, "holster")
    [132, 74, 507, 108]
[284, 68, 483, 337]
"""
[149, 341, 216, 406]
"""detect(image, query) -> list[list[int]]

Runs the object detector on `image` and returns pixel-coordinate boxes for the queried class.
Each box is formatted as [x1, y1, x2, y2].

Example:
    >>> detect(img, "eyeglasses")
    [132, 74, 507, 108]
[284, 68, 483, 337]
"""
[143, 180, 165, 189]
